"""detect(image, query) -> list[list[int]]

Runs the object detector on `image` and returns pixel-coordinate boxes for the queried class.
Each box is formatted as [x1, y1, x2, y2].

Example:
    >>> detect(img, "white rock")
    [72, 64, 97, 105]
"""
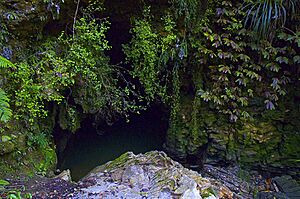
[181, 186, 202, 199]
[204, 195, 217, 199]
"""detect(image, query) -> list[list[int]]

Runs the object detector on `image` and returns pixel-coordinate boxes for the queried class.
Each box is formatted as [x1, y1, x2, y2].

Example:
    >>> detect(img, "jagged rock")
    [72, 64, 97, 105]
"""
[72, 151, 233, 199]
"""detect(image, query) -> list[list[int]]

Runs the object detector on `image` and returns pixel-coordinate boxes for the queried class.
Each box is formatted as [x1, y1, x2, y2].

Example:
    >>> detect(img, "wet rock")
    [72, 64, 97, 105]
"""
[122, 165, 148, 189]
[273, 175, 300, 199]
[201, 164, 254, 198]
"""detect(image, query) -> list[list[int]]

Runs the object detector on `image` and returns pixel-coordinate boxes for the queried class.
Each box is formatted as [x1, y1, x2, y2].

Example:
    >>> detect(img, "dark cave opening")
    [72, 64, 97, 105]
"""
[56, 104, 169, 181]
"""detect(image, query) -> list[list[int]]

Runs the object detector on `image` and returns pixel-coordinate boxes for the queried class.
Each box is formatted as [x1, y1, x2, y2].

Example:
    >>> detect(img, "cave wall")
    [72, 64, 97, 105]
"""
[166, 85, 300, 178]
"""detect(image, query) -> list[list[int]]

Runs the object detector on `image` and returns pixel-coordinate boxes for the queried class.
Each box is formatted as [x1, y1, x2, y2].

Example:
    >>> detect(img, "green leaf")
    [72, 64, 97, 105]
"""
[2, 135, 12, 142]
[0, 55, 14, 68]
[266, 62, 280, 72]
[0, 89, 12, 123]
[0, 179, 10, 186]
[276, 56, 289, 64]
[293, 55, 300, 64]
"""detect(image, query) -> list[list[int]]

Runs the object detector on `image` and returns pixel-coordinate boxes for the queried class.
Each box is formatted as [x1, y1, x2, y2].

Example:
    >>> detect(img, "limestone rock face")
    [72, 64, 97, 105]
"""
[71, 151, 233, 199]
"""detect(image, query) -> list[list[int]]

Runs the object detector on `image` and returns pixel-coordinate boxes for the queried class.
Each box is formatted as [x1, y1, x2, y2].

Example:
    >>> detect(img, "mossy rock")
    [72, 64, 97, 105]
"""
[0, 141, 15, 155]
[0, 141, 57, 178]
[82, 151, 233, 198]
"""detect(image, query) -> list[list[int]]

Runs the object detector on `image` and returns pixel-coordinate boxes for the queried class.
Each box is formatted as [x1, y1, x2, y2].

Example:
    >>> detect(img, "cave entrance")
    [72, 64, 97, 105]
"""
[58, 105, 168, 181]
[56, 0, 171, 181]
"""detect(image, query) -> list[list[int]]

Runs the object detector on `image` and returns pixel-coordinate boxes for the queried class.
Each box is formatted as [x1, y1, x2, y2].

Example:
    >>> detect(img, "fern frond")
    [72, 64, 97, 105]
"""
[0, 55, 14, 68]
[243, 0, 300, 39]
[0, 88, 12, 122]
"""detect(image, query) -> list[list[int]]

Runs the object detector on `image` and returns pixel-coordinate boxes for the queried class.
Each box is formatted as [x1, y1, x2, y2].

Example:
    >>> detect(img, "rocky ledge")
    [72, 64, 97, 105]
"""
[71, 151, 233, 199]
[1, 151, 299, 199]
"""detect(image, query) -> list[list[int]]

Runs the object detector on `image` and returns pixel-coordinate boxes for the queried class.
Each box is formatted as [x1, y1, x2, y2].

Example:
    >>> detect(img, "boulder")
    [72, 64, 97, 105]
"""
[71, 151, 233, 199]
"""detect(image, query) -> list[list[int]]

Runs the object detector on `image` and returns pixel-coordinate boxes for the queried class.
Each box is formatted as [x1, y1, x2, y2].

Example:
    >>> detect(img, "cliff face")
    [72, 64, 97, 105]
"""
[165, 88, 300, 179]
[0, 0, 49, 59]
[0, 0, 77, 59]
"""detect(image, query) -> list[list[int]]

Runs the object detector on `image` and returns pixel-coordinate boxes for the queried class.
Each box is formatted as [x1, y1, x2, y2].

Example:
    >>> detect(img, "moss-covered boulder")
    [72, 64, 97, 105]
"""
[0, 132, 57, 178]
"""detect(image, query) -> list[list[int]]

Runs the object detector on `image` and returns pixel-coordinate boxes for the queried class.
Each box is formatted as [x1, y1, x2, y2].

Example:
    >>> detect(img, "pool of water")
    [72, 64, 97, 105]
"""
[59, 107, 168, 181]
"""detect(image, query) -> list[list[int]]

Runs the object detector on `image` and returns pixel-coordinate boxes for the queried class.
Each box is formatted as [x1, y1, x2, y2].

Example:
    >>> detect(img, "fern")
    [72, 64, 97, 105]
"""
[0, 55, 14, 68]
[0, 56, 13, 122]
[0, 89, 12, 122]
[243, 0, 300, 39]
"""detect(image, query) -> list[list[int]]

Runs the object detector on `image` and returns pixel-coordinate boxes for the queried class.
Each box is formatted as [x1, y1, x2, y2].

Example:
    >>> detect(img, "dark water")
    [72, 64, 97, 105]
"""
[59, 107, 168, 181]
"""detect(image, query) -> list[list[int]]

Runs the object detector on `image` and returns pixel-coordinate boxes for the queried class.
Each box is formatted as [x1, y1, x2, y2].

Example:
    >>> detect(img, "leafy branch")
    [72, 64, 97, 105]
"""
[0, 55, 14, 68]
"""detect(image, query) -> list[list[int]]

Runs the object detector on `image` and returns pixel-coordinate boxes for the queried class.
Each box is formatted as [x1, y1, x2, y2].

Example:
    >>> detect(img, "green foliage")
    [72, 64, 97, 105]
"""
[0, 56, 14, 69]
[127, 1, 299, 123]
[7, 62, 52, 124]
[124, 7, 179, 103]
[190, 0, 299, 121]
[4, 191, 32, 199]
[125, 1, 300, 158]
[169, 0, 201, 25]
[34, 148, 56, 175]
[0, 179, 9, 186]
[1, 15, 140, 134]
[5, 191, 22, 199]
[1, 135, 12, 142]
[0, 55, 13, 124]
[27, 132, 49, 149]
[0, 89, 12, 123]
[0, 179, 32, 199]
[58, 104, 80, 133]
[42, 17, 140, 122]
[243, 0, 300, 39]
[0, 0, 299, 173]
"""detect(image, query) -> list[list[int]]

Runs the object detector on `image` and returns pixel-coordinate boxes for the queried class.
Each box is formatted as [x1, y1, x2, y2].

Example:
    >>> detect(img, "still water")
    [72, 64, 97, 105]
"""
[59, 107, 168, 181]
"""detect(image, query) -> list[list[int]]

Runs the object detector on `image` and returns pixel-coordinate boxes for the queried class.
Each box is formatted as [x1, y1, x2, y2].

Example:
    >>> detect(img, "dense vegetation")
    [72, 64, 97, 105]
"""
[124, 0, 300, 163]
[0, 0, 299, 179]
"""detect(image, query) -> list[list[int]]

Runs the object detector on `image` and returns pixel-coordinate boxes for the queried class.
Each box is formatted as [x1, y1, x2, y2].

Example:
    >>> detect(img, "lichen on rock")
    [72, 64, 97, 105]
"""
[73, 151, 233, 199]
